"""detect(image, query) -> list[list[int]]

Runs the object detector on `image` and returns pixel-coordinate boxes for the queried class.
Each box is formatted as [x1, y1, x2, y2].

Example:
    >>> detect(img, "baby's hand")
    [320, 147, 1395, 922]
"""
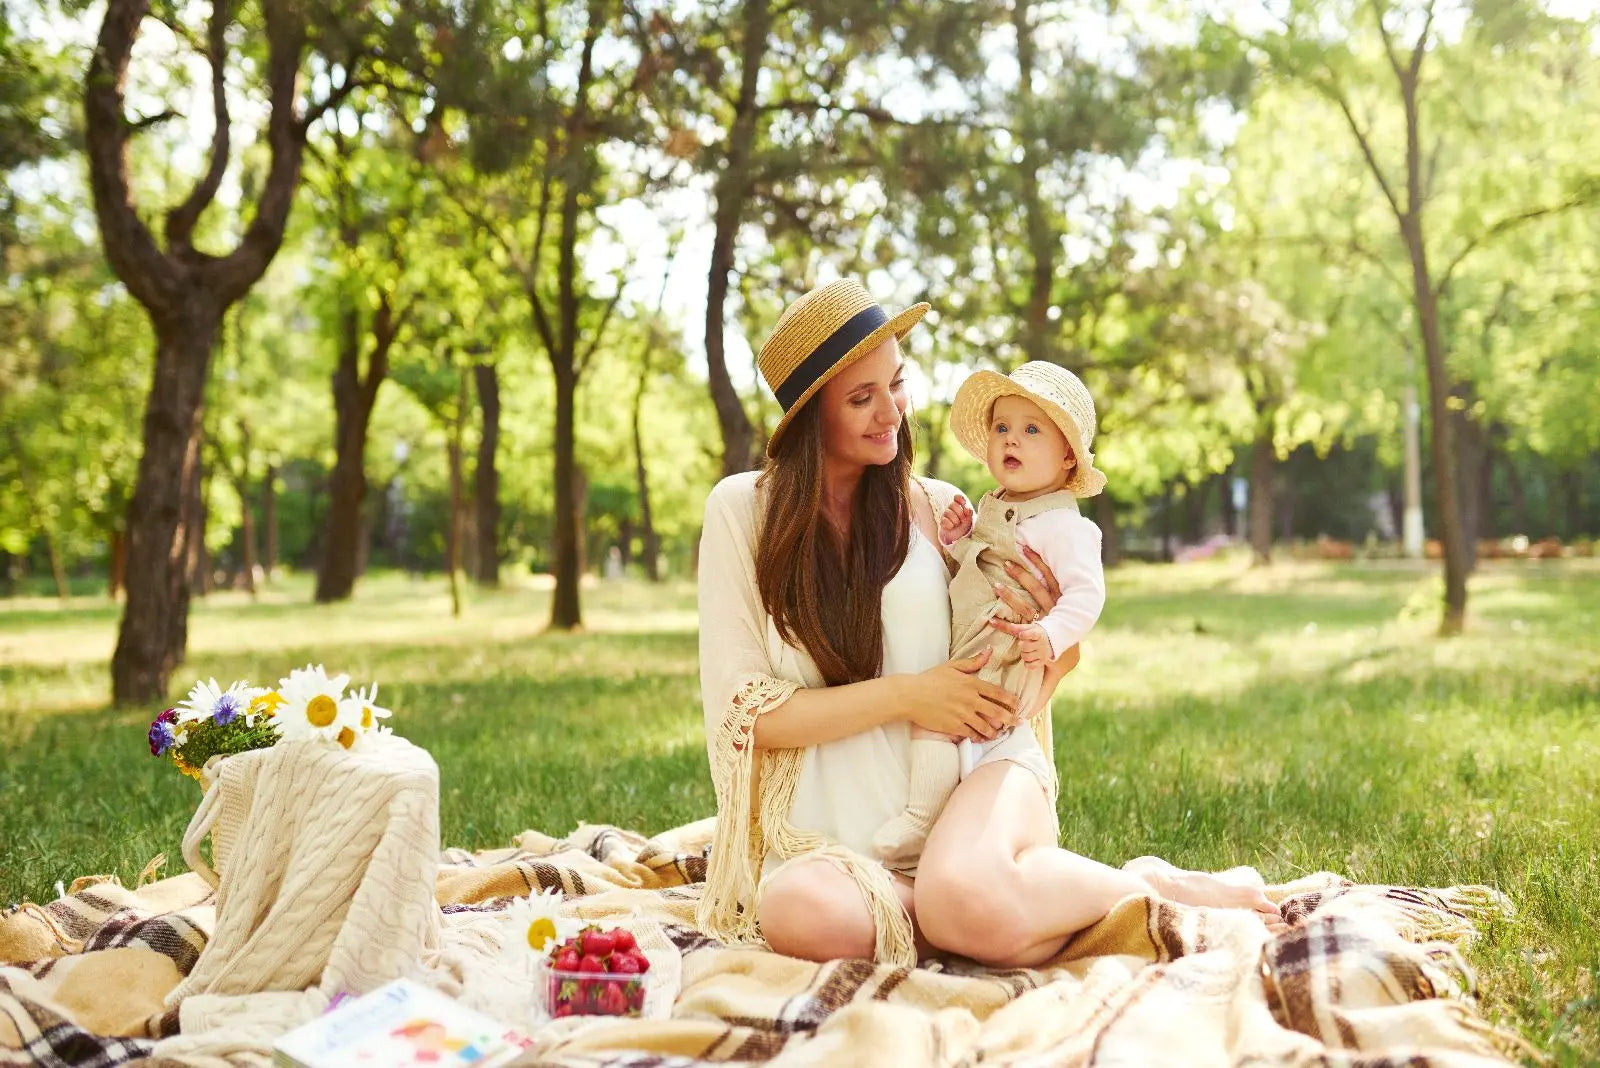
[939, 497, 974, 546]
[1017, 623, 1052, 670]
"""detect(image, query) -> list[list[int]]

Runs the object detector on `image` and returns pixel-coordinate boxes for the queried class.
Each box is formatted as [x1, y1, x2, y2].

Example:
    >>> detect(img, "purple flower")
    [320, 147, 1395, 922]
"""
[157, 708, 178, 724]
[148, 717, 176, 757]
[212, 693, 244, 725]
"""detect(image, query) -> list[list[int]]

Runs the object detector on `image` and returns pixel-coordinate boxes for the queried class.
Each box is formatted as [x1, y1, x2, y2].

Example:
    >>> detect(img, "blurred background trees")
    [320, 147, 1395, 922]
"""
[2, 0, 1597, 699]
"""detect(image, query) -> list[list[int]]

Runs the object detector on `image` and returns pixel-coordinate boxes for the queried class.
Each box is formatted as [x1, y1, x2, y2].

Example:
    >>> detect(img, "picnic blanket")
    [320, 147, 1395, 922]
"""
[1, 816, 1529, 1067]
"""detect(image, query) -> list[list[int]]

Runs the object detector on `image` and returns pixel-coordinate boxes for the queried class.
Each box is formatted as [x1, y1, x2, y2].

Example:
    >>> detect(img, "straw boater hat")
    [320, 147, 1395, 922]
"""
[758, 279, 930, 457]
[950, 361, 1108, 497]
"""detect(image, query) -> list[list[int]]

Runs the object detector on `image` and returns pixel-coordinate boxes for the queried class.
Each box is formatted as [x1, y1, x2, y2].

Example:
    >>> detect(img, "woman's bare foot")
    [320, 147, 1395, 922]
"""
[1122, 856, 1285, 932]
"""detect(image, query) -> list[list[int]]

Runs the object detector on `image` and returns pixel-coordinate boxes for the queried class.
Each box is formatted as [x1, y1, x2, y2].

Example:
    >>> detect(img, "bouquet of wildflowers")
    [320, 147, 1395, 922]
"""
[147, 665, 393, 782]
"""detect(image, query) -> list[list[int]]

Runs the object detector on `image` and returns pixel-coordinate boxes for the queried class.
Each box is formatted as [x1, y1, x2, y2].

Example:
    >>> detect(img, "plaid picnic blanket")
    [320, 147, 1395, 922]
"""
[1, 820, 1528, 1067]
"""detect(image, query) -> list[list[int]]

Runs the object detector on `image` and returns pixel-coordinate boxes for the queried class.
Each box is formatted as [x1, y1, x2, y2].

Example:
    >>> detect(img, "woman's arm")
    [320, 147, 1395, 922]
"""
[752, 652, 1015, 750]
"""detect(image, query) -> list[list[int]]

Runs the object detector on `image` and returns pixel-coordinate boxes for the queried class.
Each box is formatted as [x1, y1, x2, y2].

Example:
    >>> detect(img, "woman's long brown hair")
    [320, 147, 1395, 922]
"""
[755, 398, 915, 686]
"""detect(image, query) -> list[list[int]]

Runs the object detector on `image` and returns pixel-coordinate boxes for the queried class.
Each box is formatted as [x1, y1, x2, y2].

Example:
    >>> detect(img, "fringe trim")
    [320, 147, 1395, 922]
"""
[697, 676, 799, 947]
[802, 846, 917, 968]
[698, 676, 918, 967]
[1384, 884, 1516, 945]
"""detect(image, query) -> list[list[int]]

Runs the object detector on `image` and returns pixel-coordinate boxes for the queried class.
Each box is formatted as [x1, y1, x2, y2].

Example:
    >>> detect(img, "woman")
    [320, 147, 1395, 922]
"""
[697, 279, 1279, 969]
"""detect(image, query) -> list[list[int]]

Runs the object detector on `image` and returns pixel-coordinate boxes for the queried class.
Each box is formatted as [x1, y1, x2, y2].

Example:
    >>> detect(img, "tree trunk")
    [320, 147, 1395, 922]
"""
[238, 482, 257, 598]
[43, 531, 70, 600]
[1094, 493, 1120, 567]
[446, 367, 466, 619]
[1563, 468, 1583, 539]
[263, 463, 279, 581]
[315, 299, 395, 602]
[1219, 469, 1238, 539]
[1452, 394, 1484, 572]
[190, 452, 212, 596]
[111, 315, 218, 704]
[1182, 478, 1207, 545]
[1159, 482, 1174, 563]
[1505, 453, 1528, 535]
[1389, 58, 1468, 631]
[3, 425, 72, 600]
[109, 528, 127, 600]
[1249, 426, 1275, 565]
[703, 0, 768, 478]
[473, 361, 501, 587]
[1013, 0, 1055, 366]
[632, 359, 661, 583]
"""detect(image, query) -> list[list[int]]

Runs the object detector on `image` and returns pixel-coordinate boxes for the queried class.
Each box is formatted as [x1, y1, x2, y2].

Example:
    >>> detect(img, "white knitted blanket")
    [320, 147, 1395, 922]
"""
[149, 735, 469, 1066]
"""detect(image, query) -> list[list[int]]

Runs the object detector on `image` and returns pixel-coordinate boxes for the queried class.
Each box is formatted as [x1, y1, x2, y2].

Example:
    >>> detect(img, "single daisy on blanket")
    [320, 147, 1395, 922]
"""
[499, 888, 583, 962]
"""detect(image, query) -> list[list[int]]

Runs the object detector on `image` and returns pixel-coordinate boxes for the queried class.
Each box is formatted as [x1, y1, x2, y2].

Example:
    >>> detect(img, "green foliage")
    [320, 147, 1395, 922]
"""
[166, 714, 280, 774]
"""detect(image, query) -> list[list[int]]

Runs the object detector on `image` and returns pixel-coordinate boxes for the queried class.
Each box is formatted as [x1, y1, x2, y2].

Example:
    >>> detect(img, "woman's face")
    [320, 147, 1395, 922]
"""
[817, 337, 909, 469]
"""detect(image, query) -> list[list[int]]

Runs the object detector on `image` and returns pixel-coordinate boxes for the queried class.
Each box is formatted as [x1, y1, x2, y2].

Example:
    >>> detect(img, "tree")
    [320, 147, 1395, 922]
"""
[308, 127, 428, 603]
[1241, 0, 1600, 633]
[85, 0, 431, 702]
[443, 0, 646, 629]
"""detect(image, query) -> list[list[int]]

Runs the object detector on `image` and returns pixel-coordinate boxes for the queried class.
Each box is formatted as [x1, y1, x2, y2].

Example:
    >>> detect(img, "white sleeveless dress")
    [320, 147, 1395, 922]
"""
[776, 525, 954, 867]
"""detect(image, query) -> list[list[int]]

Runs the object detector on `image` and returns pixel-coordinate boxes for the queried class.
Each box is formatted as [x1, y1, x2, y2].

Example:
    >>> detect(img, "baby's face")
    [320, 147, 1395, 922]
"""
[985, 395, 1073, 498]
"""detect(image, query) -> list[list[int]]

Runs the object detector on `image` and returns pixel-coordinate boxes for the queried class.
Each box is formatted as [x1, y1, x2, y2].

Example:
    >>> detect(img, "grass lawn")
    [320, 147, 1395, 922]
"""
[1, 558, 1595, 1062]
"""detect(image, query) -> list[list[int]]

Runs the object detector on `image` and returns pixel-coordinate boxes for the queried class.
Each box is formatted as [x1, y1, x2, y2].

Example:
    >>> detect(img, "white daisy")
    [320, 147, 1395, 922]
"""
[176, 678, 254, 726]
[339, 682, 393, 734]
[273, 664, 355, 744]
[499, 888, 582, 963]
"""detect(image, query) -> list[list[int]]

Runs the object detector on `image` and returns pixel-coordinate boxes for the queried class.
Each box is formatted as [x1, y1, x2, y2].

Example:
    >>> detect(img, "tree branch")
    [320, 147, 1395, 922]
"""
[1435, 192, 1600, 299]
[214, 0, 312, 305]
[165, 0, 234, 253]
[1369, 0, 1407, 85]
[1318, 70, 1405, 223]
[759, 98, 993, 132]
[575, 281, 625, 381]
[83, 0, 174, 311]
[128, 108, 180, 131]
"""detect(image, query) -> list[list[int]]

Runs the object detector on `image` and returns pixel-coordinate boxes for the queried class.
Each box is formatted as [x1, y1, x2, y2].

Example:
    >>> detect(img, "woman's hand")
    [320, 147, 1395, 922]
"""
[987, 544, 1061, 631]
[900, 648, 1016, 741]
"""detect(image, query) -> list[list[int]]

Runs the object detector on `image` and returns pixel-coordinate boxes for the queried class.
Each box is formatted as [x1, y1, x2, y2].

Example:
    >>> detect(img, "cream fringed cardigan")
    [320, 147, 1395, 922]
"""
[695, 471, 1058, 967]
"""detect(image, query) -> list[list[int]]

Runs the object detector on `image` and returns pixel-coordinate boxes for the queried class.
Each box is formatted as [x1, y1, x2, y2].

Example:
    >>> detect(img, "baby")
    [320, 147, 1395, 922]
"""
[874, 361, 1107, 868]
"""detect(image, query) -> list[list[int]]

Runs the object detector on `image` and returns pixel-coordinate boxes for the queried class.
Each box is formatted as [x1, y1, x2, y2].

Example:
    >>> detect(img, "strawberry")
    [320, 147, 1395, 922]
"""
[626, 981, 646, 1011]
[609, 951, 643, 975]
[581, 929, 617, 957]
[611, 928, 637, 953]
[578, 953, 606, 973]
[553, 948, 581, 972]
[597, 983, 629, 1015]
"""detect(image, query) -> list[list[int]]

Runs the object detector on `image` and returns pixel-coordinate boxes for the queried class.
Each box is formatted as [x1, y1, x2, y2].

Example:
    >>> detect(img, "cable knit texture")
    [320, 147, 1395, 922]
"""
[167, 733, 442, 1005]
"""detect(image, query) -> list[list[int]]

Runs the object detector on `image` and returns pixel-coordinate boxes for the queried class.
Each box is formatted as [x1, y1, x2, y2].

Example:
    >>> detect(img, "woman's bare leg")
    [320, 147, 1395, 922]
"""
[915, 763, 1281, 968]
[758, 857, 926, 962]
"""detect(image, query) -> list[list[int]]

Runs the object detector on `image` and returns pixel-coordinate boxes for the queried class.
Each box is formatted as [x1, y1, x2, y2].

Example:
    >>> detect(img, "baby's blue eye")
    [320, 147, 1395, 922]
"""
[994, 423, 1008, 434]
[1026, 424, 1039, 434]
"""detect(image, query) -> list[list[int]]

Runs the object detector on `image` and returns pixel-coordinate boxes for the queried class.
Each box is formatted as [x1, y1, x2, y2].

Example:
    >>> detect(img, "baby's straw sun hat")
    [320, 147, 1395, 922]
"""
[950, 361, 1108, 497]
[758, 279, 930, 457]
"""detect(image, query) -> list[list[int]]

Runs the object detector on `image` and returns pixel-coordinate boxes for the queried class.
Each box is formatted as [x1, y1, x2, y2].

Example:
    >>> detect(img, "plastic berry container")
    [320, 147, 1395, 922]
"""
[539, 962, 649, 1018]
[538, 928, 653, 1019]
